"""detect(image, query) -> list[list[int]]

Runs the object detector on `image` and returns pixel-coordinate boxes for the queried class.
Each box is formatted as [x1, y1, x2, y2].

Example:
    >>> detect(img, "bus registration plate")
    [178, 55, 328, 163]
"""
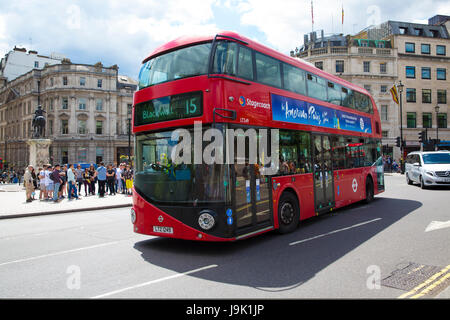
[153, 226, 173, 234]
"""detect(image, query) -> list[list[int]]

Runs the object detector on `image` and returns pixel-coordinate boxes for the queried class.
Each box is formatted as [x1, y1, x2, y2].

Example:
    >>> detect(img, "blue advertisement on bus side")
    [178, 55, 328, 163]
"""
[271, 93, 372, 134]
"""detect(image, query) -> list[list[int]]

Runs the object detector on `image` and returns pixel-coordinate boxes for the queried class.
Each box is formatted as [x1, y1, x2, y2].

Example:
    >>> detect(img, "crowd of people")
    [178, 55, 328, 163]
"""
[382, 155, 400, 173]
[22, 162, 134, 203]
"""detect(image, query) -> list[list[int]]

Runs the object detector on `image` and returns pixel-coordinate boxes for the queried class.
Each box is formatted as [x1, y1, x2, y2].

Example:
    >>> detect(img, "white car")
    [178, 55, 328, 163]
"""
[405, 151, 450, 189]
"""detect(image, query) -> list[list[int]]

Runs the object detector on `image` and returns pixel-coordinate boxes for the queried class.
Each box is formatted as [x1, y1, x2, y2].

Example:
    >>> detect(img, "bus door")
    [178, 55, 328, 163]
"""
[312, 134, 335, 213]
[231, 131, 272, 238]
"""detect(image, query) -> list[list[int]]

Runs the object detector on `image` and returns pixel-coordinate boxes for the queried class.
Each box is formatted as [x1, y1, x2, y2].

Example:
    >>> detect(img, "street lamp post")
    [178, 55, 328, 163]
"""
[397, 81, 405, 174]
[435, 105, 440, 150]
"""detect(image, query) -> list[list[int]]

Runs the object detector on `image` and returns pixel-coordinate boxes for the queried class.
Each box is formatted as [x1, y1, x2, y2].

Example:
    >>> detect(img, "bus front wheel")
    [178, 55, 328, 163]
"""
[277, 191, 300, 234]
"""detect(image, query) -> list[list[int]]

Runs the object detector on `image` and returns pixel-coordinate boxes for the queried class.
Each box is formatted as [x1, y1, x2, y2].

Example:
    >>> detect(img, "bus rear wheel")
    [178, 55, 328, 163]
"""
[277, 191, 300, 234]
[364, 178, 374, 204]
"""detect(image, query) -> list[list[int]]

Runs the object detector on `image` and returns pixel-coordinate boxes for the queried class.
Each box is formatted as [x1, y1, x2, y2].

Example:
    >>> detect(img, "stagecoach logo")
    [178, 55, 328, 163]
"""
[238, 96, 271, 109]
[239, 96, 246, 107]
[352, 178, 358, 192]
[158, 215, 164, 223]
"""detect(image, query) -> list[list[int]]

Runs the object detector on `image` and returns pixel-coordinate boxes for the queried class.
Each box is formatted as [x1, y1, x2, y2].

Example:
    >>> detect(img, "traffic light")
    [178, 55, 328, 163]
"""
[418, 131, 425, 144]
[396, 136, 401, 147]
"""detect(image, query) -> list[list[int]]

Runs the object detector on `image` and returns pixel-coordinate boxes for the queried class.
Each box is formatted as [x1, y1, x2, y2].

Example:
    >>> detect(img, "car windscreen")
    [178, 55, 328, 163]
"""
[422, 153, 450, 164]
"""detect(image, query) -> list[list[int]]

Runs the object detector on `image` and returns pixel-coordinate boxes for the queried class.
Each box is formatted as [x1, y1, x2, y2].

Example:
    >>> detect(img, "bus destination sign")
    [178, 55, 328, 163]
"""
[134, 91, 202, 126]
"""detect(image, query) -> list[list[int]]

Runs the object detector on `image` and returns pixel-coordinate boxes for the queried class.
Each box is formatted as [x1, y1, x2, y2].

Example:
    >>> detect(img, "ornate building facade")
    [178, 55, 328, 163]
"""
[0, 58, 137, 171]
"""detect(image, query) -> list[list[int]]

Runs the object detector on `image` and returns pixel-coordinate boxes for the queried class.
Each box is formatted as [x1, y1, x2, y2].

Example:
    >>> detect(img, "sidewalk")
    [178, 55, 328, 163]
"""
[0, 183, 132, 219]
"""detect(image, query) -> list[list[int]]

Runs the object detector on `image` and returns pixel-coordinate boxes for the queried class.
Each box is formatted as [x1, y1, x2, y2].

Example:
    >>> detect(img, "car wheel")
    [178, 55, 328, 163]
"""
[277, 191, 300, 234]
[420, 175, 427, 189]
[406, 173, 413, 185]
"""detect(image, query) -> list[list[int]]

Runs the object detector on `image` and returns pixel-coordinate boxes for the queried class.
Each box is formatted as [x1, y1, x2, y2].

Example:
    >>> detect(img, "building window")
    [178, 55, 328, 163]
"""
[421, 44, 430, 54]
[34, 61, 39, 68]
[405, 42, 415, 53]
[315, 61, 323, 70]
[363, 61, 370, 73]
[407, 112, 416, 128]
[49, 119, 53, 135]
[422, 89, 432, 104]
[97, 79, 102, 88]
[380, 85, 387, 93]
[423, 113, 432, 128]
[364, 84, 371, 92]
[61, 148, 68, 164]
[437, 68, 446, 80]
[80, 77, 86, 86]
[96, 99, 103, 111]
[62, 97, 68, 110]
[406, 88, 416, 103]
[78, 148, 87, 163]
[61, 120, 69, 134]
[96, 148, 104, 164]
[381, 105, 388, 121]
[335, 60, 344, 73]
[382, 130, 389, 138]
[421, 67, 431, 79]
[63, 76, 68, 86]
[380, 63, 387, 74]
[437, 90, 447, 104]
[438, 113, 447, 128]
[79, 98, 87, 110]
[406, 66, 415, 78]
[78, 120, 87, 134]
[96, 120, 103, 134]
[436, 45, 446, 56]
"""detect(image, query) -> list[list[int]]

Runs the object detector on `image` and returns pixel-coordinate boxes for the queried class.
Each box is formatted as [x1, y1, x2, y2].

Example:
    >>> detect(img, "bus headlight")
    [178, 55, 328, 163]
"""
[130, 208, 136, 224]
[198, 210, 216, 231]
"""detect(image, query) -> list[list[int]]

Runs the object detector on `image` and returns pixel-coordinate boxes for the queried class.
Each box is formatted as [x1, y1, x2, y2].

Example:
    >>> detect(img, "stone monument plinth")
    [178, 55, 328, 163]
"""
[27, 139, 52, 168]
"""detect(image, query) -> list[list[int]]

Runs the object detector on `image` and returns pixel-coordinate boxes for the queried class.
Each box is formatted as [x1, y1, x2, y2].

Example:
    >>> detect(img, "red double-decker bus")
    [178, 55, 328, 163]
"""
[131, 31, 384, 241]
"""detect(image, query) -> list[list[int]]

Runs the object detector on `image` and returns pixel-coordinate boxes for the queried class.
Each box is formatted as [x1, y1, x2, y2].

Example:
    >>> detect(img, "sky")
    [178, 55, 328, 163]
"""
[0, 0, 449, 80]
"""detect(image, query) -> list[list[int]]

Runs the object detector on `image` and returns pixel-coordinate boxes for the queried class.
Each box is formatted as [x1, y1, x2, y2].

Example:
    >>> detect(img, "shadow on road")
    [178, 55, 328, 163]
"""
[133, 197, 421, 291]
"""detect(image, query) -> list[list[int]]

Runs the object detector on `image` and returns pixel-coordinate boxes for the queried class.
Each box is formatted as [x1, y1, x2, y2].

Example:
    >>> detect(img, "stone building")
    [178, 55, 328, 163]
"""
[0, 55, 137, 171]
[291, 15, 449, 160]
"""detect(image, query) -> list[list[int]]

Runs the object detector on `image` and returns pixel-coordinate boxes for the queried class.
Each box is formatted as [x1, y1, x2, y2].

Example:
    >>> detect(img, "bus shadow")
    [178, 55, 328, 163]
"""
[133, 197, 421, 293]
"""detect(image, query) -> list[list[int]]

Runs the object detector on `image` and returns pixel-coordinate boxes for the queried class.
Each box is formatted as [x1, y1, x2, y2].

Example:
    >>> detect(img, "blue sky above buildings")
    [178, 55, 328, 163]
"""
[0, 0, 449, 80]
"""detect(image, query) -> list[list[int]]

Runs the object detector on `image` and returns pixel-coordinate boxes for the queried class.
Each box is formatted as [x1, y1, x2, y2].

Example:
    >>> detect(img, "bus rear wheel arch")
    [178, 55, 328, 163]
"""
[277, 190, 300, 234]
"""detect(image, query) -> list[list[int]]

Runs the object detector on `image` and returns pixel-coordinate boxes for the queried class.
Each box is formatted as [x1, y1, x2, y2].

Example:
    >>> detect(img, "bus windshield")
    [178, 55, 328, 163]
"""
[138, 42, 212, 89]
[134, 127, 230, 204]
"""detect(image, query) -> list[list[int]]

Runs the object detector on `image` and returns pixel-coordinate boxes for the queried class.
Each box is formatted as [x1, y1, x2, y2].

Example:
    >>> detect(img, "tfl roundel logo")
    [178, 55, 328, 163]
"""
[238, 96, 246, 107]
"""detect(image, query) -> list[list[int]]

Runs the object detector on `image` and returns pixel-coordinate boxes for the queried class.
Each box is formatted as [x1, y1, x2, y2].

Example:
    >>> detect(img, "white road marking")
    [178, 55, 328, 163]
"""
[0, 241, 120, 267]
[425, 220, 450, 232]
[289, 218, 382, 246]
[91, 264, 219, 299]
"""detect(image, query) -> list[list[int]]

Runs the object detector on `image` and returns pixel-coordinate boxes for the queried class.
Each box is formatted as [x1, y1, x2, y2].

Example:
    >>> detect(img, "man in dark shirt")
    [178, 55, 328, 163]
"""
[50, 164, 62, 202]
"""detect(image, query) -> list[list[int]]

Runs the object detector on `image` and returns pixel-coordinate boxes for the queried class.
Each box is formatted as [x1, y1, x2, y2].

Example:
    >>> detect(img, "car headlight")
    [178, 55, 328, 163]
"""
[198, 210, 216, 231]
[426, 171, 434, 176]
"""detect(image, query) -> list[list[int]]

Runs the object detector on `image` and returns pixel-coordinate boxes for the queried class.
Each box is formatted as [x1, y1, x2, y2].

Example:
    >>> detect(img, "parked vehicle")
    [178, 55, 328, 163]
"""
[405, 151, 450, 189]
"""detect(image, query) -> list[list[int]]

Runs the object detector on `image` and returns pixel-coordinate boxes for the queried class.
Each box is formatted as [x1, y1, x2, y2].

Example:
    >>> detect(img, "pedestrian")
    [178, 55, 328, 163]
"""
[67, 164, 80, 200]
[115, 163, 123, 194]
[106, 164, 116, 195]
[50, 164, 63, 203]
[75, 164, 83, 195]
[88, 164, 97, 195]
[39, 165, 47, 201]
[60, 164, 68, 198]
[120, 163, 126, 194]
[124, 164, 133, 195]
[83, 168, 90, 196]
[96, 162, 107, 197]
[24, 165, 34, 203]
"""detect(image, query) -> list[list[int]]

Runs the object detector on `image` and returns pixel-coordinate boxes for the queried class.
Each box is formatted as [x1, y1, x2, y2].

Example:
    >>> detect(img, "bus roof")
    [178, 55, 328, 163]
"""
[142, 31, 371, 96]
